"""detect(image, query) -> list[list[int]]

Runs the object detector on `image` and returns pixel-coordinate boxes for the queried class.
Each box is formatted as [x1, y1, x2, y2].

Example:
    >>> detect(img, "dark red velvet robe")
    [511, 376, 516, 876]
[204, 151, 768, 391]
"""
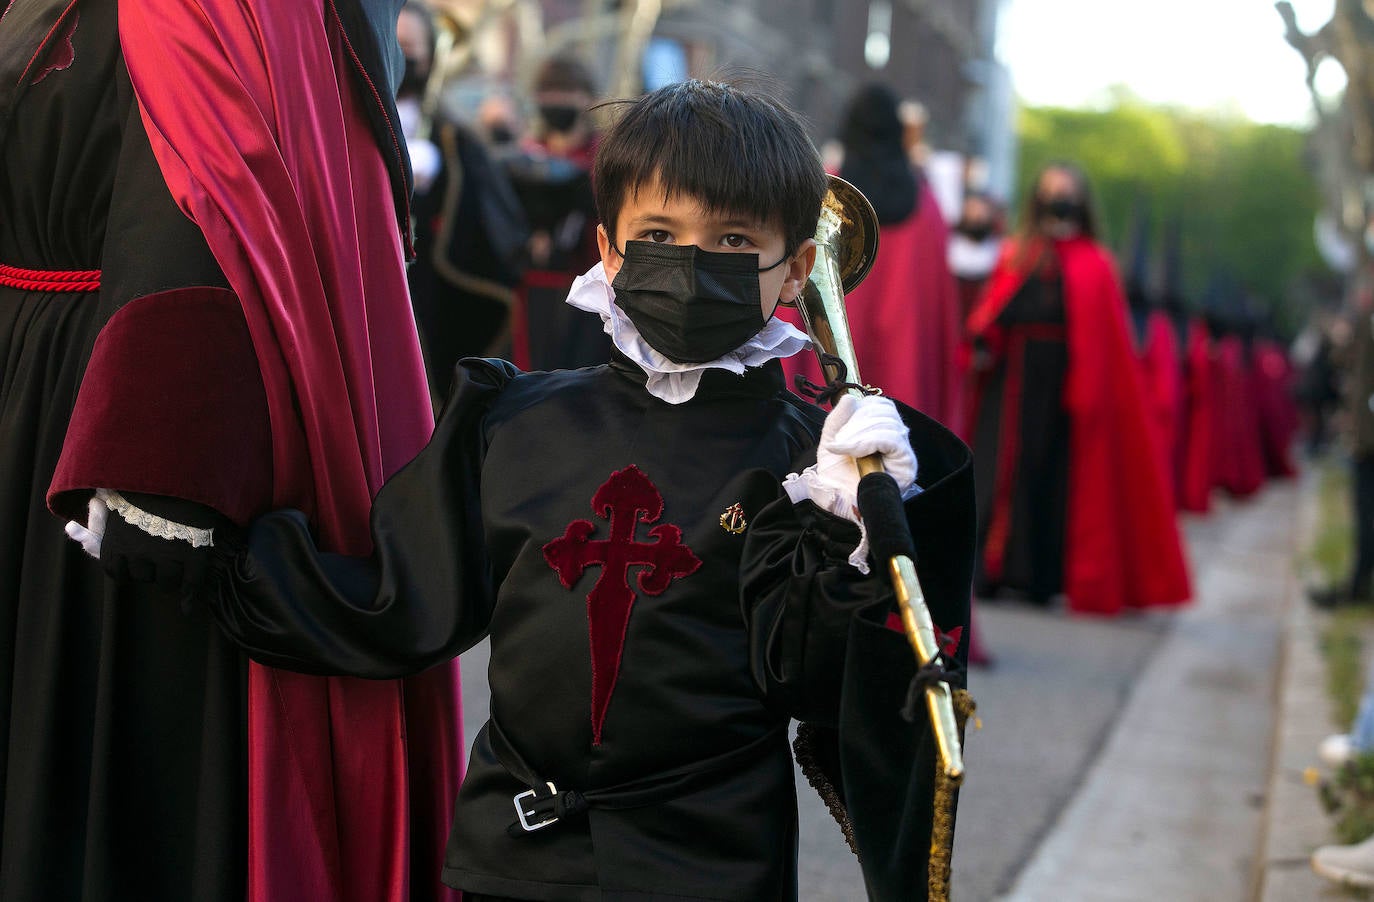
[967, 237, 1191, 615]
[782, 182, 964, 432]
[41, 1, 460, 899]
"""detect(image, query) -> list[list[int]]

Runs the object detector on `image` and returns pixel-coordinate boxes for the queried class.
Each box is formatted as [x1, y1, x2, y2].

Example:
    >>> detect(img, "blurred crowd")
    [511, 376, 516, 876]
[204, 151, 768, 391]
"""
[399, 0, 1323, 656]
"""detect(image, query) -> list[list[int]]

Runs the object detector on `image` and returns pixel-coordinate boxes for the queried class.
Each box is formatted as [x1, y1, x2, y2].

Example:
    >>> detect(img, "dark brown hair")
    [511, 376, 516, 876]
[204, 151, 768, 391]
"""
[592, 79, 827, 255]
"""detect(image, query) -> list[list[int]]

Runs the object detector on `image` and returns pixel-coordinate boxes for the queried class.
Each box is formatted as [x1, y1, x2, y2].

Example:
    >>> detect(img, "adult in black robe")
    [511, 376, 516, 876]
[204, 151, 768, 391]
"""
[969, 275, 1071, 605]
[396, 1, 529, 402]
[1, 1, 461, 898]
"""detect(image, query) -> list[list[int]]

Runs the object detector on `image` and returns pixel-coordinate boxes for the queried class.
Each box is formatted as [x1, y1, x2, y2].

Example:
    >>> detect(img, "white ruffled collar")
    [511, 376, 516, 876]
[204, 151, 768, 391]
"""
[565, 262, 810, 404]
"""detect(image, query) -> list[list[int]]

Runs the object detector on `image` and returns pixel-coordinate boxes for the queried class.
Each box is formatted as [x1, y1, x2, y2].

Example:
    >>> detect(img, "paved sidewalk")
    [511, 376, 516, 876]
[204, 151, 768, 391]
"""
[1003, 481, 1297, 901]
[1257, 468, 1356, 901]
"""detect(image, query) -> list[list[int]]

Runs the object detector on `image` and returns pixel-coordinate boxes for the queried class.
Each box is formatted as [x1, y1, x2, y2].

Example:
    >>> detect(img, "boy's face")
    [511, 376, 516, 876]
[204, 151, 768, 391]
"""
[597, 178, 817, 322]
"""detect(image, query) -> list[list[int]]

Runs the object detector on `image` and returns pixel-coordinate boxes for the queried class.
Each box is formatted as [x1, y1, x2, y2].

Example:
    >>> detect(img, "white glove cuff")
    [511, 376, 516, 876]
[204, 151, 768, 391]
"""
[65, 493, 111, 560]
[783, 468, 874, 574]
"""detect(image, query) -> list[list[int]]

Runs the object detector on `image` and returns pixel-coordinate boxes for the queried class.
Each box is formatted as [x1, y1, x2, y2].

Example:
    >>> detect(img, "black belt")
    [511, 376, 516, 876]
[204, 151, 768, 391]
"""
[491, 719, 785, 837]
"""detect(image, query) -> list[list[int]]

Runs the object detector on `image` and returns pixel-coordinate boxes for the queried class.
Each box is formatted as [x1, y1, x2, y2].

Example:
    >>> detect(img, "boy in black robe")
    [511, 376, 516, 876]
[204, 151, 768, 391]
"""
[86, 79, 976, 901]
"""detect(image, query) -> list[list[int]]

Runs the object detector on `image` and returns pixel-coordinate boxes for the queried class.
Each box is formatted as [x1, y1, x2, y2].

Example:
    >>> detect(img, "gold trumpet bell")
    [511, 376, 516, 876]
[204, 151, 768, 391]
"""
[818, 174, 880, 294]
[793, 174, 881, 391]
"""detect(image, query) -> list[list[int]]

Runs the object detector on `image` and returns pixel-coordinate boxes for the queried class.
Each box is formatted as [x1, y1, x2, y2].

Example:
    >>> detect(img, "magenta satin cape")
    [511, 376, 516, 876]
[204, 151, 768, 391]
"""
[967, 237, 1191, 615]
[782, 182, 964, 430]
[119, 2, 459, 900]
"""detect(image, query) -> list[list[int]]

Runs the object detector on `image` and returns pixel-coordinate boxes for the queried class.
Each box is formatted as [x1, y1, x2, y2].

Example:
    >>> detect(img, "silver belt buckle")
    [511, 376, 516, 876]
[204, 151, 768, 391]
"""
[513, 781, 559, 832]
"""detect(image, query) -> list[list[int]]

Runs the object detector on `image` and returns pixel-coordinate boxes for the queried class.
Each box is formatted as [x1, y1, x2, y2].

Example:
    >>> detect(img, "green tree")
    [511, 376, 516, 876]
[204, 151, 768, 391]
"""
[1015, 92, 1325, 335]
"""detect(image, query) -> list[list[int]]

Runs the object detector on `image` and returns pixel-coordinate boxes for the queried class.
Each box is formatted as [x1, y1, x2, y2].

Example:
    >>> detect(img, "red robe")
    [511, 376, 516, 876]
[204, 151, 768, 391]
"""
[1177, 318, 1215, 513]
[783, 182, 964, 431]
[1210, 335, 1266, 498]
[49, 2, 460, 899]
[967, 237, 1191, 615]
[1138, 309, 1183, 506]
[1252, 338, 1298, 478]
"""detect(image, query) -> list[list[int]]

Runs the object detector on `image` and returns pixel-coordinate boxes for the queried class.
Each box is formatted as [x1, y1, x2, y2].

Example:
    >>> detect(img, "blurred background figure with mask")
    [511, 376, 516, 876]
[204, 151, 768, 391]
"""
[949, 190, 1005, 326]
[503, 54, 610, 371]
[965, 162, 1191, 616]
[395, 0, 529, 403]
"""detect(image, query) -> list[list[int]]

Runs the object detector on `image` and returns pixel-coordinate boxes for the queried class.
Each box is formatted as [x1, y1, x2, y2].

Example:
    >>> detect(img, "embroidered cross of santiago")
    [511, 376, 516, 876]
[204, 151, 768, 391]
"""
[543, 465, 702, 745]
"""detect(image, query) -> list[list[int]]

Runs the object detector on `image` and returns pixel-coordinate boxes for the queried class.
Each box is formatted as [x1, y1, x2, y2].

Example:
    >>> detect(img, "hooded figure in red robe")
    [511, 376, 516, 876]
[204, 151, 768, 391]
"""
[965, 162, 1190, 615]
[1124, 206, 1184, 506]
[781, 84, 988, 662]
[1177, 316, 1217, 513]
[1205, 296, 1267, 499]
[1252, 331, 1299, 478]
[4, 0, 460, 898]
[781, 84, 963, 430]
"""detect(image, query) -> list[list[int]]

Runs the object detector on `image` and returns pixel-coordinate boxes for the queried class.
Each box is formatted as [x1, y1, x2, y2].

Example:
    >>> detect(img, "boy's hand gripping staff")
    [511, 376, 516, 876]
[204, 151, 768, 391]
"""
[791, 175, 965, 783]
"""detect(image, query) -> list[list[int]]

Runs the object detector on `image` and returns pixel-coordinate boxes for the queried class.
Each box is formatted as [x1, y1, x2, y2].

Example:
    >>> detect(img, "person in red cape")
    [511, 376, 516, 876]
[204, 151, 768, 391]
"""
[1123, 210, 1185, 508]
[949, 190, 1006, 328]
[1177, 316, 1217, 513]
[4, 0, 459, 898]
[1252, 331, 1300, 478]
[1139, 309, 1184, 504]
[782, 84, 964, 431]
[965, 162, 1191, 615]
[1207, 310, 1267, 499]
[780, 84, 991, 663]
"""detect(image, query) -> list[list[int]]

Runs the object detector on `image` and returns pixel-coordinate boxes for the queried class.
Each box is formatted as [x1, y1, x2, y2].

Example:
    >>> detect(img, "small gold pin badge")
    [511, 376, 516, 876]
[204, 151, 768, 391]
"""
[719, 502, 747, 535]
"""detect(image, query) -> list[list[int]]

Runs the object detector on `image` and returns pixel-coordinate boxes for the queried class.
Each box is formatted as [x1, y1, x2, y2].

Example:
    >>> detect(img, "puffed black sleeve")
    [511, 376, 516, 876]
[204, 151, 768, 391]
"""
[742, 403, 976, 902]
[206, 358, 520, 678]
[742, 404, 975, 724]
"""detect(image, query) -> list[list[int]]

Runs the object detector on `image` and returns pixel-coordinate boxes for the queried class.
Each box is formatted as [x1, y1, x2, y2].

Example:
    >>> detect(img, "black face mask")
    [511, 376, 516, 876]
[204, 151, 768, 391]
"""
[539, 104, 581, 133]
[399, 57, 428, 98]
[611, 240, 788, 364]
[1039, 195, 1084, 224]
[958, 221, 994, 242]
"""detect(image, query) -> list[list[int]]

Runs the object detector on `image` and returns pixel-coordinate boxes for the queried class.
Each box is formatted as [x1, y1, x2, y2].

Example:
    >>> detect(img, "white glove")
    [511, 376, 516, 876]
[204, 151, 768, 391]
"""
[408, 137, 441, 193]
[64, 492, 111, 560]
[783, 394, 919, 573]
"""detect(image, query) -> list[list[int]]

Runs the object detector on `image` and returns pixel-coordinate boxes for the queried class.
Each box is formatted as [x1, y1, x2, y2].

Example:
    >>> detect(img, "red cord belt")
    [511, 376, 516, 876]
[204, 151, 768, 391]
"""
[0, 263, 101, 292]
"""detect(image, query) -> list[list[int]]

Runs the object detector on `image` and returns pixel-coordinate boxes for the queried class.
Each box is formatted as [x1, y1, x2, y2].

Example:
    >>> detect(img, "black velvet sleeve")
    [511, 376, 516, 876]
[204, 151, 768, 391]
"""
[742, 496, 893, 726]
[743, 402, 976, 902]
[205, 358, 519, 678]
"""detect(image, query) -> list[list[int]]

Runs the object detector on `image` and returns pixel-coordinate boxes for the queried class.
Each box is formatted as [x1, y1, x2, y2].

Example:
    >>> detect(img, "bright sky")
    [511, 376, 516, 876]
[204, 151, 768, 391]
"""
[998, 0, 1338, 126]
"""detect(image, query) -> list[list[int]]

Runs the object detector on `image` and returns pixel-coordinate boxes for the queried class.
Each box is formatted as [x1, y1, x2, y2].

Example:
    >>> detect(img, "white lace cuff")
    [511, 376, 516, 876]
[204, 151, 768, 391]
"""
[782, 468, 872, 575]
[98, 489, 216, 548]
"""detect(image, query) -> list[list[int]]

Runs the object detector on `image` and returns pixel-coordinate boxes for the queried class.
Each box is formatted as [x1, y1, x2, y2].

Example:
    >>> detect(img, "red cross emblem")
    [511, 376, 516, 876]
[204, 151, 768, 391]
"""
[543, 465, 702, 745]
[885, 613, 963, 658]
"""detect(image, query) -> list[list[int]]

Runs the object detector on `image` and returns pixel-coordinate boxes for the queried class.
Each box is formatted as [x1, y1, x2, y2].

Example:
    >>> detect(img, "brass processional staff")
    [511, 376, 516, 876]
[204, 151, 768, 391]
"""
[789, 175, 965, 782]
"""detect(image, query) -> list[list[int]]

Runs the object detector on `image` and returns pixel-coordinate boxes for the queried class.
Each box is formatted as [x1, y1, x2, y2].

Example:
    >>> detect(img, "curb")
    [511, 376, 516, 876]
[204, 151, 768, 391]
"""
[1256, 468, 1345, 901]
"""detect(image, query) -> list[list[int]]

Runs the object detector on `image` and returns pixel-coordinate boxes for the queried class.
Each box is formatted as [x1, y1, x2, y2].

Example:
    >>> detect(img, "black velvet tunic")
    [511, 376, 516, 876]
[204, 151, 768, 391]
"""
[209, 355, 976, 901]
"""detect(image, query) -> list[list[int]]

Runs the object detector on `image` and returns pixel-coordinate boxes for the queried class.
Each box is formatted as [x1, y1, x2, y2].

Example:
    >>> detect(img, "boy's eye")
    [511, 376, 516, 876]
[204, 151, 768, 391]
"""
[721, 234, 751, 249]
[642, 229, 671, 243]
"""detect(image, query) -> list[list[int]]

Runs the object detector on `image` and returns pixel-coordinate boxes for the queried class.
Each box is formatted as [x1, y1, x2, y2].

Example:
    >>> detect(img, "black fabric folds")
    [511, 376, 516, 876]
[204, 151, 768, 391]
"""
[0, 4, 247, 898]
[209, 359, 514, 677]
